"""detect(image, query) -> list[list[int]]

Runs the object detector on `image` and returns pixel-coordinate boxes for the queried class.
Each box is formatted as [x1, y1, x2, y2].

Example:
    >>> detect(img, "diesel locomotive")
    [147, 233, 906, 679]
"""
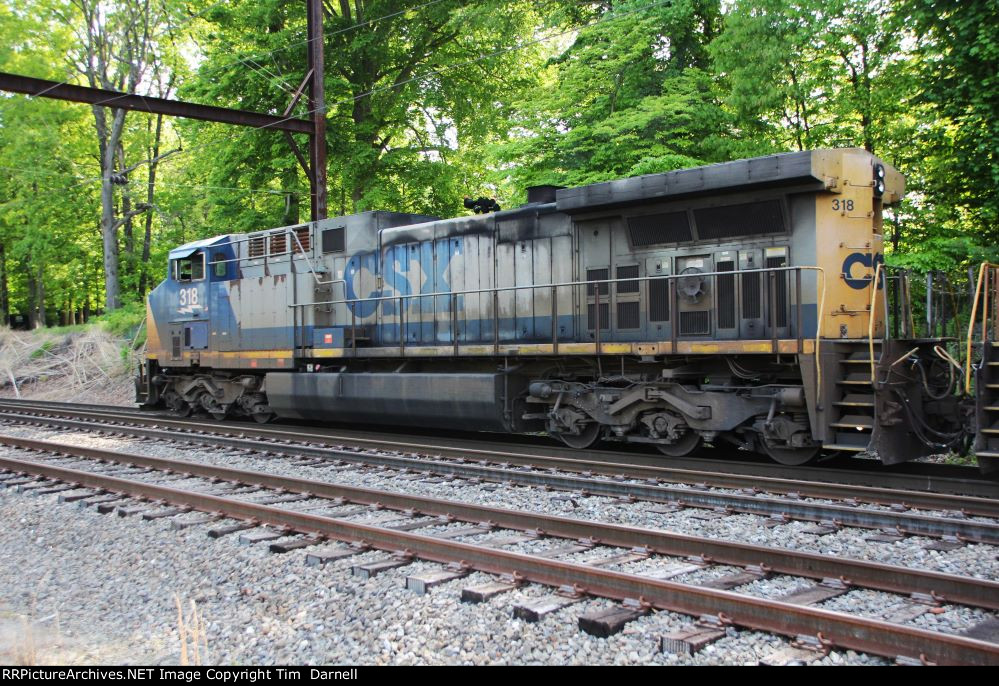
[137, 148, 982, 467]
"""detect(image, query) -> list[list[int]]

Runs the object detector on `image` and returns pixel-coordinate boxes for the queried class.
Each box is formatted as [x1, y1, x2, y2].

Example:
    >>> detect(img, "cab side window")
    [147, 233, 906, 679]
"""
[174, 253, 205, 282]
[212, 252, 227, 278]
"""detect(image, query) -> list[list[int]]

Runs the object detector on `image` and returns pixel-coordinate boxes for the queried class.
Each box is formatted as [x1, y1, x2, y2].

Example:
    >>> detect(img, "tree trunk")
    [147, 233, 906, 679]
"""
[283, 167, 300, 225]
[118, 143, 135, 257]
[0, 243, 8, 325]
[96, 106, 127, 312]
[139, 112, 164, 296]
[25, 270, 36, 329]
[34, 264, 46, 328]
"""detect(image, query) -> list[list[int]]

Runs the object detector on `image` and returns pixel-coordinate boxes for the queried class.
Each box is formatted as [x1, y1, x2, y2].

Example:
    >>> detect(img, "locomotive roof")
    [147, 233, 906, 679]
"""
[168, 235, 232, 260]
[555, 148, 901, 213]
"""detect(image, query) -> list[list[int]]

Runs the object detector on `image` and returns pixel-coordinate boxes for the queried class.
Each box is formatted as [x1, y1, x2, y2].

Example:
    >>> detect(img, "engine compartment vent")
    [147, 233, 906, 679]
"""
[627, 212, 692, 247]
[694, 200, 785, 240]
[679, 310, 710, 335]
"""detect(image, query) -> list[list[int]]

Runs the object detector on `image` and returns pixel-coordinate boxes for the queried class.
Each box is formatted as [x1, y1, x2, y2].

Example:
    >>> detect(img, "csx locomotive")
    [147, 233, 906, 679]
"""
[137, 148, 983, 467]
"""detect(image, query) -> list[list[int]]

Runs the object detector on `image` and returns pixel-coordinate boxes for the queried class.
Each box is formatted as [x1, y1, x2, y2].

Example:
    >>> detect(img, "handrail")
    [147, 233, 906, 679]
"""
[965, 262, 999, 393]
[189, 227, 347, 290]
[289, 265, 814, 308]
[287, 265, 828, 399]
[868, 261, 884, 383]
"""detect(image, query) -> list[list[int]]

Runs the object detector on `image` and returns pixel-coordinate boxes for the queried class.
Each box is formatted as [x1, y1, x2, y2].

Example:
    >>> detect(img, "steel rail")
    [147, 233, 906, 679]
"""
[1, 452, 997, 665]
[0, 403, 996, 516]
[1, 415, 997, 542]
[3, 434, 996, 611]
[2, 399, 991, 498]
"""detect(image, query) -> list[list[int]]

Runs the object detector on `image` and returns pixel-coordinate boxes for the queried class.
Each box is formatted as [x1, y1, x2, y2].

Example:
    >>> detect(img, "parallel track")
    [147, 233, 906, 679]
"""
[2, 435, 998, 665]
[1, 402, 998, 543]
[0, 398, 992, 498]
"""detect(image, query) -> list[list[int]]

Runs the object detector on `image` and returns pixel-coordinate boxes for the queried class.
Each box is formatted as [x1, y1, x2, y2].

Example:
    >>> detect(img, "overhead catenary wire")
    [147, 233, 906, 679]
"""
[0, 164, 309, 196]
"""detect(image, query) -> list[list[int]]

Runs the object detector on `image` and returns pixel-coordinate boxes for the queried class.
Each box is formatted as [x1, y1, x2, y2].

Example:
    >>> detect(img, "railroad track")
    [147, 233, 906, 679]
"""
[1, 435, 998, 665]
[0, 398, 993, 499]
[0, 401, 997, 544]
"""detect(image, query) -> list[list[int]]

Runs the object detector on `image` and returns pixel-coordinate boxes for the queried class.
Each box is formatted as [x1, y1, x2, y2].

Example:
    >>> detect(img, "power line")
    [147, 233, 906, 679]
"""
[195, 0, 457, 85]
[0, 164, 309, 196]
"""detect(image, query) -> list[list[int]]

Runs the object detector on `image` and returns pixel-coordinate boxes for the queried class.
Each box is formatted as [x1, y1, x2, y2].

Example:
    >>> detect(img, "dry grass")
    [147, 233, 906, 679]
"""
[175, 595, 210, 666]
[0, 612, 66, 666]
[0, 327, 136, 406]
[13, 616, 36, 666]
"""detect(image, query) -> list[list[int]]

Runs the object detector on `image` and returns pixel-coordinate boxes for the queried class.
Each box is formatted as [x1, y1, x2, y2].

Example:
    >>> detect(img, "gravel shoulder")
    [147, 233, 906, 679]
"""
[0, 422, 994, 665]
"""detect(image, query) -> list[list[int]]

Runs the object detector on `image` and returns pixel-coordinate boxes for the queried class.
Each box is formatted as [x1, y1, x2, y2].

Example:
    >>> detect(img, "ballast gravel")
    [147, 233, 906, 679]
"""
[0, 421, 994, 665]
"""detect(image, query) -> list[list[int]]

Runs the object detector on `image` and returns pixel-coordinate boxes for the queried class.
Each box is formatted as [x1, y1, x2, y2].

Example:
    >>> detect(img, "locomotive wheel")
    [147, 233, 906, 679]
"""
[251, 410, 276, 424]
[656, 431, 703, 457]
[553, 422, 601, 449]
[164, 391, 192, 417]
[761, 439, 820, 466]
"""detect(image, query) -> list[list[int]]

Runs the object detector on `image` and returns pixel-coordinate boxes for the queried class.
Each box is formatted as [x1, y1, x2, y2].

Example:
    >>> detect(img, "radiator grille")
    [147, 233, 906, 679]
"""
[627, 212, 691, 246]
[248, 235, 266, 258]
[294, 226, 311, 253]
[694, 200, 785, 240]
[587, 303, 610, 330]
[680, 310, 711, 335]
[649, 278, 669, 322]
[171, 336, 181, 360]
[617, 301, 640, 329]
[717, 261, 735, 329]
[269, 231, 287, 255]
[742, 272, 761, 319]
[766, 255, 788, 327]
[616, 265, 639, 294]
[586, 268, 609, 296]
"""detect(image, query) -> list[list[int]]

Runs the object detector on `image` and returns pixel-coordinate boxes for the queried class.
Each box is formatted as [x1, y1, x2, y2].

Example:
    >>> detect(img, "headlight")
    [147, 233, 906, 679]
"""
[873, 163, 885, 197]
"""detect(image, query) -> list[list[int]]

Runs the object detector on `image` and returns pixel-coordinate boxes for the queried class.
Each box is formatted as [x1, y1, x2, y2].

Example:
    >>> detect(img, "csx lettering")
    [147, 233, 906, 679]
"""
[842, 252, 884, 290]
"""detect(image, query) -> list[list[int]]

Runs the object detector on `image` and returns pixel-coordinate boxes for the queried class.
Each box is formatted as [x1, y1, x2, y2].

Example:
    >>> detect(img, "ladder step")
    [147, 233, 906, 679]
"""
[834, 393, 875, 408]
[829, 421, 874, 431]
[822, 444, 866, 452]
[837, 379, 873, 386]
[984, 406, 999, 412]
[840, 358, 880, 364]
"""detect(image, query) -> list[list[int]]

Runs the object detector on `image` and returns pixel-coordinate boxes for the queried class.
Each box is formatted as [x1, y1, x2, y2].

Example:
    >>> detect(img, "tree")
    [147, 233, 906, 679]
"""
[905, 0, 999, 236]
[178, 0, 546, 225]
[58, 0, 181, 310]
[495, 0, 746, 194]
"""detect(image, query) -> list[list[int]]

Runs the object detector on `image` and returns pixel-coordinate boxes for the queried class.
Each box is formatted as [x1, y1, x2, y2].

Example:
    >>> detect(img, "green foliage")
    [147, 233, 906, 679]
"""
[904, 0, 999, 234]
[493, 1, 756, 196]
[94, 301, 147, 339]
[29, 340, 55, 359]
[0, 0, 996, 326]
